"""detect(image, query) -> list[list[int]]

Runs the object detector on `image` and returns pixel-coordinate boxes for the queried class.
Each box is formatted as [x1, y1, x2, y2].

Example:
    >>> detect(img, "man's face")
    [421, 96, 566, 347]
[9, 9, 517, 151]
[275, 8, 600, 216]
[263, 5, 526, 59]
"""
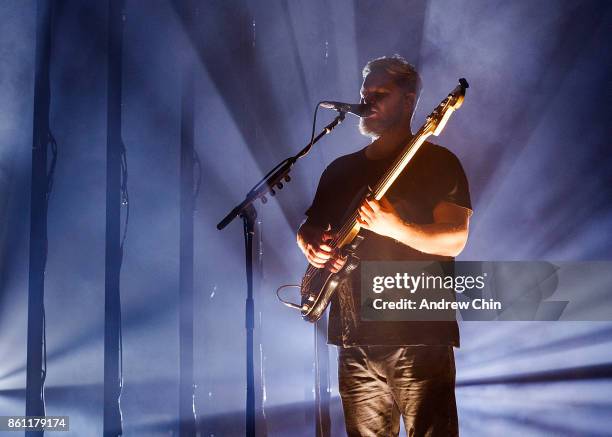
[359, 71, 414, 138]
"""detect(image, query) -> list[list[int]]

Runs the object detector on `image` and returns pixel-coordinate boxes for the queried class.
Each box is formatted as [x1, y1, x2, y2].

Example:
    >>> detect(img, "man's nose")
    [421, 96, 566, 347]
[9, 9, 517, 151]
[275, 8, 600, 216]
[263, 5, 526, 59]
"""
[362, 96, 376, 105]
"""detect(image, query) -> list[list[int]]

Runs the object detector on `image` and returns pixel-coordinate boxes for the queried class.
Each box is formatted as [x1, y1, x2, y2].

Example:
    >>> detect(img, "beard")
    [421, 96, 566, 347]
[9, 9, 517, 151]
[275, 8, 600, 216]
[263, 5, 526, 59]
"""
[359, 111, 403, 138]
[359, 117, 386, 138]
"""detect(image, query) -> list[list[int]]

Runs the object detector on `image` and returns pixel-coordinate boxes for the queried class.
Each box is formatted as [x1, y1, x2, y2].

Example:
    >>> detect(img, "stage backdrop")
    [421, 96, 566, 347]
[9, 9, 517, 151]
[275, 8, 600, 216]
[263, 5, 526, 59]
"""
[1, 0, 611, 436]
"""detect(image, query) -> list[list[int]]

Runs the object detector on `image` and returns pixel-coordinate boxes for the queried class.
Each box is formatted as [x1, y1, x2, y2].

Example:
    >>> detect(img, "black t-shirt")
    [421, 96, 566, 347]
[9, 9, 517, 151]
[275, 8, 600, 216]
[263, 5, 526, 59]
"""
[305, 142, 472, 346]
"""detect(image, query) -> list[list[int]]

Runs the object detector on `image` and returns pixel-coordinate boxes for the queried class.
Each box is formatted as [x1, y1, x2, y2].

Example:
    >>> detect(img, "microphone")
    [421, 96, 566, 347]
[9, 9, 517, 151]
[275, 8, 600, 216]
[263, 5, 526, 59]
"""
[319, 101, 372, 117]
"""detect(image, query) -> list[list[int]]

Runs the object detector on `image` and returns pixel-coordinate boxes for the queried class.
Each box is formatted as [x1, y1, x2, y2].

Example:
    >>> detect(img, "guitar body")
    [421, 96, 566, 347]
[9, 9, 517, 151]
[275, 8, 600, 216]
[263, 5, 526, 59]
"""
[300, 233, 363, 322]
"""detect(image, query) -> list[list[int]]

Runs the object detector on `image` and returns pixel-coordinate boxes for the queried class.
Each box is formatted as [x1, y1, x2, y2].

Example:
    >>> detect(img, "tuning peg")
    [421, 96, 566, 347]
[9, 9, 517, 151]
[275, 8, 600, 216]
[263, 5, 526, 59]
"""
[270, 189, 276, 196]
[276, 182, 283, 189]
[284, 175, 291, 182]
[261, 196, 267, 204]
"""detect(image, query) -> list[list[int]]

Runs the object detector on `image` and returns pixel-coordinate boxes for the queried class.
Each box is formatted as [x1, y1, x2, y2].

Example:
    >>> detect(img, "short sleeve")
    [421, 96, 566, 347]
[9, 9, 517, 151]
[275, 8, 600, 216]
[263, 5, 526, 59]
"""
[432, 149, 473, 213]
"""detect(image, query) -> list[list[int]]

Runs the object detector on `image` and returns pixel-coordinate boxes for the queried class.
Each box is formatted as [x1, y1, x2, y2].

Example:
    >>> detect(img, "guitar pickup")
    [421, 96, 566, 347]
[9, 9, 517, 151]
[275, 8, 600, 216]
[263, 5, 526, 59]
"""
[339, 235, 364, 258]
[347, 234, 364, 251]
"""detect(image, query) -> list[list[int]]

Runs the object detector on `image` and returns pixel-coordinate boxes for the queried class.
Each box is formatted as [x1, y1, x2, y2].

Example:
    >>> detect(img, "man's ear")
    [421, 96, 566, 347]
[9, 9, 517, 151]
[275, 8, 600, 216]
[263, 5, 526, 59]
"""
[403, 92, 416, 110]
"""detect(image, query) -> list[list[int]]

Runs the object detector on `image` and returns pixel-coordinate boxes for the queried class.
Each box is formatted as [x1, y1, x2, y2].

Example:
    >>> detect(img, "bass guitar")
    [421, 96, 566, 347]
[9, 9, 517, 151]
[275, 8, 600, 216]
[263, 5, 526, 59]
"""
[279, 78, 469, 322]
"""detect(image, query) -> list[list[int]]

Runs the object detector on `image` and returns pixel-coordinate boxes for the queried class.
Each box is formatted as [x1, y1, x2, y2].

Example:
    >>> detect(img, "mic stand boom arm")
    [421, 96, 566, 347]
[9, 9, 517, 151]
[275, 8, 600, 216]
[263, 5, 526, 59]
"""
[215, 111, 345, 437]
[217, 111, 345, 230]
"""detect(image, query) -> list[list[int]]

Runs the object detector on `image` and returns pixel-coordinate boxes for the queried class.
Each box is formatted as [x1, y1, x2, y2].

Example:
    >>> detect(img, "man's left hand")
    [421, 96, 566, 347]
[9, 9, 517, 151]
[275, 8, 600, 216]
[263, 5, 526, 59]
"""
[357, 197, 403, 239]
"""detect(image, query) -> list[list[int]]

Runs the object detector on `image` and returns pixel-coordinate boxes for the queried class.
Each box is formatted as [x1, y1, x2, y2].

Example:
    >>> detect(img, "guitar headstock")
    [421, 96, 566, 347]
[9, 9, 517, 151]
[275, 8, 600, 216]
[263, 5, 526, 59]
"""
[425, 78, 469, 137]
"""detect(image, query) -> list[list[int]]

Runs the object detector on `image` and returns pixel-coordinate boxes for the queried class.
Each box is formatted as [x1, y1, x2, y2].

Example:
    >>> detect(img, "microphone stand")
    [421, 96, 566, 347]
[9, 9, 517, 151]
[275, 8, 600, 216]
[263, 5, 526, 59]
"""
[217, 112, 345, 437]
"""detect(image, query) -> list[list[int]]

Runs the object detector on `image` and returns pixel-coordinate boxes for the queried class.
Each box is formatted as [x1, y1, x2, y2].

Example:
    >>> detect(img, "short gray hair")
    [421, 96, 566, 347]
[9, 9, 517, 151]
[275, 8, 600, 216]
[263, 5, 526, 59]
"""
[362, 55, 422, 97]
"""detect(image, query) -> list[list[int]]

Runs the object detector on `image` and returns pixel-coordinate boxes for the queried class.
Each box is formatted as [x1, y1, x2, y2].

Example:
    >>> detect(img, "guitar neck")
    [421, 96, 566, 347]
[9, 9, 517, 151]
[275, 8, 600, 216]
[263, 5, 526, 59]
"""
[372, 126, 432, 200]
[331, 126, 433, 249]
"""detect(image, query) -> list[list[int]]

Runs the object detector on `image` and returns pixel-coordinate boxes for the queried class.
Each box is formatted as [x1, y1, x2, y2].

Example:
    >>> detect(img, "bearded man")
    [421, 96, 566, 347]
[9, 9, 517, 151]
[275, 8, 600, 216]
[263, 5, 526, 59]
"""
[297, 55, 472, 436]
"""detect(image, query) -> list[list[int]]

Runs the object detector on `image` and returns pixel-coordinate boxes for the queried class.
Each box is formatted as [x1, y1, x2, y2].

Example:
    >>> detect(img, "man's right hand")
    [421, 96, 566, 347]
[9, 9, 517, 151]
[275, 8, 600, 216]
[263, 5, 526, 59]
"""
[297, 222, 347, 273]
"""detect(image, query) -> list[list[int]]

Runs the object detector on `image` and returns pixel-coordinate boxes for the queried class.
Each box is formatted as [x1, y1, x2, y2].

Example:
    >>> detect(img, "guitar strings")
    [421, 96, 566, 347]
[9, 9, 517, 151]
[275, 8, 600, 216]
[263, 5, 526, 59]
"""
[302, 131, 426, 292]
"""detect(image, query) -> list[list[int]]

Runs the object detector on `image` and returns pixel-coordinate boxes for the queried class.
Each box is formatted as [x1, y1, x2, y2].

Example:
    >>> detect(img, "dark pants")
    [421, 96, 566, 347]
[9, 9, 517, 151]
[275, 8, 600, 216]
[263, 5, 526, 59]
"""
[338, 345, 458, 437]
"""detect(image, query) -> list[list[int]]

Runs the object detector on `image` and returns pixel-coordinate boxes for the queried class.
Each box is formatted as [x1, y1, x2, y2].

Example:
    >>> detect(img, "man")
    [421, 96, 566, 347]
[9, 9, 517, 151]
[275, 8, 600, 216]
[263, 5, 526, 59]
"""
[297, 56, 472, 436]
